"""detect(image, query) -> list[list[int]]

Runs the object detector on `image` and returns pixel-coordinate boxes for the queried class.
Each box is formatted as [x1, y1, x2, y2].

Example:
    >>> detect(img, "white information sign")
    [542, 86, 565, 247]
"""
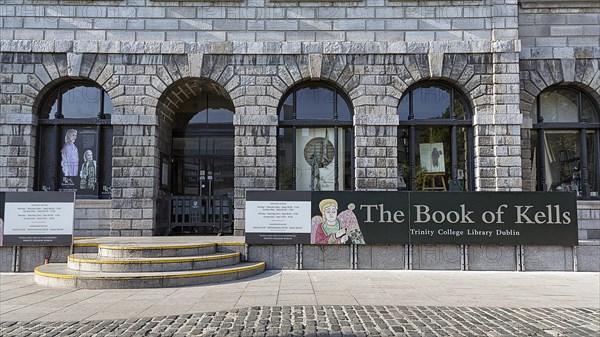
[1, 192, 75, 246]
[245, 191, 312, 244]
[4, 202, 74, 235]
[246, 201, 311, 234]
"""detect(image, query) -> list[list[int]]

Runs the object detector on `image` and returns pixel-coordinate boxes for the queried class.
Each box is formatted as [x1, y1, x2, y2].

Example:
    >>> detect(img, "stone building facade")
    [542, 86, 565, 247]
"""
[0, 0, 598, 242]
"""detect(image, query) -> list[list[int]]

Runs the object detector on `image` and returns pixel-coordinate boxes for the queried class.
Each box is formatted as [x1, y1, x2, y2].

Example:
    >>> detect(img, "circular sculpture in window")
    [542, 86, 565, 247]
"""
[303, 137, 335, 168]
[303, 137, 335, 191]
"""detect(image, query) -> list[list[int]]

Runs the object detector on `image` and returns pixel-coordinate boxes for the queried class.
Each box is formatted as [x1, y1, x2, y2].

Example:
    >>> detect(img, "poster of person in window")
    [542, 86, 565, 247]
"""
[60, 128, 98, 196]
[0, 192, 4, 246]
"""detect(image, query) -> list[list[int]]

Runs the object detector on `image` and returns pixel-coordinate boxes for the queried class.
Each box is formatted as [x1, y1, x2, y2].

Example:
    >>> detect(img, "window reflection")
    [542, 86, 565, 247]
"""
[295, 87, 335, 120]
[398, 83, 473, 191]
[540, 89, 578, 123]
[534, 86, 600, 198]
[278, 83, 353, 191]
[43, 84, 109, 119]
[412, 86, 451, 120]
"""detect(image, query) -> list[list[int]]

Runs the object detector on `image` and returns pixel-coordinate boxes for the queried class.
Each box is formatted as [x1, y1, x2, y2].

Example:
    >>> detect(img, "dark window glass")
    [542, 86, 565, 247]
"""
[38, 127, 58, 192]
[278, 83, 353, 191]
[37, 82, 113, 199]
[188, 108, 234, 126]
[295, 87, 335, 120]
[100, 128, 113, 198]
[44, 86, 105, 119]
[534, 87, 600, 198]
[170, 91, 235, 198]
[539, 89, 578, 123]
[582, 97, 598, 123]
[398, 83, 473, 191]
[277, 128, 295, 190]
[412, 86, 451, 120]
[280, 94, 294, 122]
[337, 93, 352, 122]
[103, 92, 113, 116]
[398, 96, 409, 120]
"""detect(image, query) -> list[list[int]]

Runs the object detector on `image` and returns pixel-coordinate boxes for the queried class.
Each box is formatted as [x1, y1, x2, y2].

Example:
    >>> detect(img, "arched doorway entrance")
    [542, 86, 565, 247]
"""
[158, 79, 235, 235]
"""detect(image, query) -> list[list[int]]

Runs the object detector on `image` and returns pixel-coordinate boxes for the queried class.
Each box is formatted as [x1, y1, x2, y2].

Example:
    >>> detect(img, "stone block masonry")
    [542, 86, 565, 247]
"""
[1, 1, 507, 44]
[0, 0, 598, 239]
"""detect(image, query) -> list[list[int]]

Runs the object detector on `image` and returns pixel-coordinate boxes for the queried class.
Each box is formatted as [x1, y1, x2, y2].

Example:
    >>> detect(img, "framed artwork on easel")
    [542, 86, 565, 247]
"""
[419, 142, 445, 173]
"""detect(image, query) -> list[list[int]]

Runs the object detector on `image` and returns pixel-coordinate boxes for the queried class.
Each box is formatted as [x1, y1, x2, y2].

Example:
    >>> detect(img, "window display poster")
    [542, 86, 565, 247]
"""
[38, 127, 58, 193]
[1, 192, 75, 246]
[100, 128, 113, 198]
[0, 193, 4, 246]
[419, 142, 445, 173]
[295, 128, 344, 191]
[59, 127, 99, 197]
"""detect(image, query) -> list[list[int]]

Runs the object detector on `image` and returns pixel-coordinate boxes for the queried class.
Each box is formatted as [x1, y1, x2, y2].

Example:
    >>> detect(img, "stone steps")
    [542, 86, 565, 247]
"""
[67, 252, 241, 272]
[97, 243, 219, 258]
[34, 241, 264, 289]
[34, 262, 266, 289]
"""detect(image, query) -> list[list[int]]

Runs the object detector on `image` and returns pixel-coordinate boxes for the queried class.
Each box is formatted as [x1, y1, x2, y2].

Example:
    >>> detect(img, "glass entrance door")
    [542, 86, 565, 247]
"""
[170, 132, 234, 234]
[161, 86, 236, 234]
[172, 135, 234, 198]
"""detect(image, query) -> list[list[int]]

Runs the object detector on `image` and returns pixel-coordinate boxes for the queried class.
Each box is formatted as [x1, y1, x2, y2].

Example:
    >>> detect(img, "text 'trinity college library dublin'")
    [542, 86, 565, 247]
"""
[1, 0, 599, 272]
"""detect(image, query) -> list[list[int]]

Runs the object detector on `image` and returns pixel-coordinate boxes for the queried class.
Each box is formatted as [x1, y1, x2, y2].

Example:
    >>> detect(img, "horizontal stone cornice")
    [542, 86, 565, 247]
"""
[1, 40, 521, 55]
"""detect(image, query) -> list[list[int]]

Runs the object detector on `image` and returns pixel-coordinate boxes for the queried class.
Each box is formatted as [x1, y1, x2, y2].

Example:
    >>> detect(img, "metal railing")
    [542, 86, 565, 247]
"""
[163, 195, 233, 235]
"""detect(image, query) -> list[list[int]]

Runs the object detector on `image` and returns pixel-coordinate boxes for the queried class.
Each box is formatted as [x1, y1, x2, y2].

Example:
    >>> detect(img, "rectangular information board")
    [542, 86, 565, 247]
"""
[0, 192, 75, 246]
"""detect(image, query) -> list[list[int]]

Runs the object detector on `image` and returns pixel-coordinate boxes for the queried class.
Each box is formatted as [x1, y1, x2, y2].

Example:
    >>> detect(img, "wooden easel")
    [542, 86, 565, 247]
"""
[422, 173, 447, 191]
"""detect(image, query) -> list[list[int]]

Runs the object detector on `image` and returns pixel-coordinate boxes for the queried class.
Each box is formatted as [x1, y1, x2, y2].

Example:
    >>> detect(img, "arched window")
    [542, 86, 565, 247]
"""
[397, 83, 474, 191]
[37, 81, 113, 199]
[277, 83, 353, 191]
[532, 86, 600, 198]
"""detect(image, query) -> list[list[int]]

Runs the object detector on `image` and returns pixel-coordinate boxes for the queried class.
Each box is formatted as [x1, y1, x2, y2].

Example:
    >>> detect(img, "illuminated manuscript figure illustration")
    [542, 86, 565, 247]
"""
[61, 129, 79, 176]
[80, 150, 97, 190]
[311, 199, 365, 244]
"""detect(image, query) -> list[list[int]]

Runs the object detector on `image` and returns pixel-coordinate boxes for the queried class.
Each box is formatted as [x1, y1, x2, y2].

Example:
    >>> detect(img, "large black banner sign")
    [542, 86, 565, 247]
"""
[0, 192, 75, 246]
[409, 192, 578, 245]
[311, 192, 410, 245]
[246, 191, 578, 245]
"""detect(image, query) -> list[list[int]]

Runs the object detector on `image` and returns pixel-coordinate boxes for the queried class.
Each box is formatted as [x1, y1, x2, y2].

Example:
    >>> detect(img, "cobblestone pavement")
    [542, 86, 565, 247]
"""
[1, 305, 598, 337]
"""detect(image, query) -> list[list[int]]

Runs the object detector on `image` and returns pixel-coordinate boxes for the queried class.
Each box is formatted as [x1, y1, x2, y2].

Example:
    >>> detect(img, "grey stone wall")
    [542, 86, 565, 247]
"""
[73, 200, 111, 237]
[0, 53, 37, 193]
[577, 201, 600, 240]
[519, 4, 600, 57]
[0, 246, 70, 272]
[0, 0, 504, 44]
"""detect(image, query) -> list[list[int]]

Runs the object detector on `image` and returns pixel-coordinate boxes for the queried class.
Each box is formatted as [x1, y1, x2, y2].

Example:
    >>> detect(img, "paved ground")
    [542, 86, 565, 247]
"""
[1, 270, 599, 336]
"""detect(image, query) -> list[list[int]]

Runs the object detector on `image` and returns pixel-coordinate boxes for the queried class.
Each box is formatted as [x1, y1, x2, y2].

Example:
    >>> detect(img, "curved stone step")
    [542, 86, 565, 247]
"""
[75, 241, 246, 255]
[97, 243, 218, 258]
[34, 262, 266, 289]
[73, 242, 100, 254]
[67, 252, 241, 272]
